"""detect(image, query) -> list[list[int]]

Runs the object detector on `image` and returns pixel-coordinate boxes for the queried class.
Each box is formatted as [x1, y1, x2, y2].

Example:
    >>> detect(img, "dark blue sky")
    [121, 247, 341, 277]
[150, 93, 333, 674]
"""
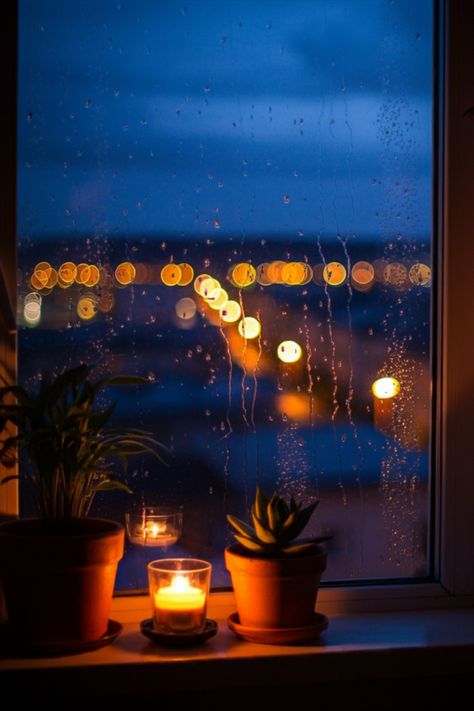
[18, 0, 433, 241]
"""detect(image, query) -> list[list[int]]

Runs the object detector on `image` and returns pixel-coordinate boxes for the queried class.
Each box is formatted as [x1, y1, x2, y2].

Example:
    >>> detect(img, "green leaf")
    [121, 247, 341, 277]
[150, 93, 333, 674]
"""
[254, 486, 269, 526]
[267, 494, 282, 532]
[233, 534, 266, 553]
[251, 509, 277, 544]
[91, 479, 133, 494]
[227, 514, 257, 540]
[281, 541, 319, 555]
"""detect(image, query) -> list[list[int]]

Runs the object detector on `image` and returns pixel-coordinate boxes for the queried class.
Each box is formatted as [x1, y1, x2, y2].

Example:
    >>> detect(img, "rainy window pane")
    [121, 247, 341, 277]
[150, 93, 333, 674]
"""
[18, 0, 435, 588]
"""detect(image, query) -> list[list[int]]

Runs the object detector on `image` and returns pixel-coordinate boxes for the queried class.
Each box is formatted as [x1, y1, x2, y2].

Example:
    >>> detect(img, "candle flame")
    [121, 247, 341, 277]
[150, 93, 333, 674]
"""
[170, 574, 192, 593]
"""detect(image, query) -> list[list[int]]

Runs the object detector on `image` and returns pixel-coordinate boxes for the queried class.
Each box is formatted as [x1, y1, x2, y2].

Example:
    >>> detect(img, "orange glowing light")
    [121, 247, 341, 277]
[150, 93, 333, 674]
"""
[84, 264, 100, 287]
[238, 316, 261, 340]
[256, 263, 273, 286]
[323, 262, 347, 286]
[409, 263, 431, 287]
[277, 340, 302, 363]
[351, 261, 375, 286]
[277, 392, 311, 422]
[45, 268, 58, 289]
[231, 262, 256, 288]
[266, 261, 285, 284]
[220, 300, 241, 323]
[372, 377, 400, 400]
[115, 261, 136, 286]
[33, 261, 51, 274]
[161, 263, 182, 286]
[30, 272, 46, 290]
[75, 263, 91, 285]
[58, 262, 77, 284]
[281, 262, 306, 286]
[177, 263, 194, 286]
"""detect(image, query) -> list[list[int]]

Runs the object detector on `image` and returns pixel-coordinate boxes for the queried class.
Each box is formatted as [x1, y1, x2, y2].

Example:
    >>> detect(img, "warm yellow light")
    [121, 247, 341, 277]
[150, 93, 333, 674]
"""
[77, 296, 98, 320]
[220, 300, 241, 323]
[45, 268, 58, 289]
[75, 263, 91, 285]
[161, 263, 182, 286]
[323, 261, 347, 286]
[199, 277, 221, 298]
[207, 288, 229, 310]
[231, 262, 256, 288]
[372, 377, 400, 400]
[115, 261, 136, 286]
[238, 316, 261, 339]
[277, 340, 302, 363]
[175, 297, 197, 320]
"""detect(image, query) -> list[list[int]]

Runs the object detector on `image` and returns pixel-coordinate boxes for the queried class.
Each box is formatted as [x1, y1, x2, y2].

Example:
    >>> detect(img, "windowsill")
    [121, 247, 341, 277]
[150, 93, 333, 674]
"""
[1, 594, 474, 702]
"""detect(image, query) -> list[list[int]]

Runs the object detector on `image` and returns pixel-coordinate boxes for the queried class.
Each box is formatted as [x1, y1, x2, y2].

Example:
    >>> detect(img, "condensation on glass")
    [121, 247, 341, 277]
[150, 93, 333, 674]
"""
[17, 0, 435, 588]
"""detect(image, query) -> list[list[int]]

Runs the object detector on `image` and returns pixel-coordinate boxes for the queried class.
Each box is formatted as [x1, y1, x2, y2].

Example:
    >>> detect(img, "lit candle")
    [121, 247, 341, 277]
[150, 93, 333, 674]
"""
[153, 574, 206, 633]
[142, 520, 178, 547]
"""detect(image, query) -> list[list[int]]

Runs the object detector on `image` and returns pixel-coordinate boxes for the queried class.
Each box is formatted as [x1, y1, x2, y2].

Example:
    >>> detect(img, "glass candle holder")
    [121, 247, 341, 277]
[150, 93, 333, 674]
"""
[125, 507, 183, 547]
[148, 559, 212, 634]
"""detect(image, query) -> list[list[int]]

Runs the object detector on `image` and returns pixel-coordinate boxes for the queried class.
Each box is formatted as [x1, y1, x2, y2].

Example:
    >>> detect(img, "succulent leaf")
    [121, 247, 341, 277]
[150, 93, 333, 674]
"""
[233, 534, 266, 552]
[227, 514, 257, 541]
[254, 486, 269, 526]
[251, 509, 278, 543]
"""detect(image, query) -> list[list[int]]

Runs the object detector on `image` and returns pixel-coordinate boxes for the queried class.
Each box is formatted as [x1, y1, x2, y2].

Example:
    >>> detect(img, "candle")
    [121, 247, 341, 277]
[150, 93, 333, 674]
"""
[125, 509, 183, 547]
[148, 558, 212, 635]
[154, 575, 206, 633]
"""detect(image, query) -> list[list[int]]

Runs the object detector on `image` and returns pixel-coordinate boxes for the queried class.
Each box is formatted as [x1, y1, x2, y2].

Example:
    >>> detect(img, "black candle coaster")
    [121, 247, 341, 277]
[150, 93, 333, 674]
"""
[140, 618, 218, 647]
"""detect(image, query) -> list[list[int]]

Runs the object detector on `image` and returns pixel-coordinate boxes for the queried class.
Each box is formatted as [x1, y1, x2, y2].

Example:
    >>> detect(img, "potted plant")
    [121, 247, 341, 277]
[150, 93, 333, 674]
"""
[225, 487, 331, 644]
[0, 363, 164, 651]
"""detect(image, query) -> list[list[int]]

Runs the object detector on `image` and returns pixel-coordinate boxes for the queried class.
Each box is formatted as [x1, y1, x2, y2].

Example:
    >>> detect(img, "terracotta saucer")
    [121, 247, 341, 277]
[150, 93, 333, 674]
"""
[227, 611, 328, 645]
[6, 619, 123, 658]
[140, 618, 218, 647]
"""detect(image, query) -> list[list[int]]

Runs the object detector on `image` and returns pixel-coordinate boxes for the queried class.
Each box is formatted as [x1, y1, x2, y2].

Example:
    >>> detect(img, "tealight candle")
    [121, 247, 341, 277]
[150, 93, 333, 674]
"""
[148, 559, 211, 634]
[125, 508, 183, 547]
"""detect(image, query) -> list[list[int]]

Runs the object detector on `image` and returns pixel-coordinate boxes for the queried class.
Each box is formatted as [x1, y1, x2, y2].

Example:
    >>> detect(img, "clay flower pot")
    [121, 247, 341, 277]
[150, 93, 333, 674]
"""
[0, 518, 124, 646]
[225, 542, 327, 629]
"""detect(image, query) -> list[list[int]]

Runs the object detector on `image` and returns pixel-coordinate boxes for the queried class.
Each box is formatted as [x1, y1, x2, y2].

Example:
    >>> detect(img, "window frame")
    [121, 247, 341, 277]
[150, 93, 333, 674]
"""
[2, 0, 473, 611]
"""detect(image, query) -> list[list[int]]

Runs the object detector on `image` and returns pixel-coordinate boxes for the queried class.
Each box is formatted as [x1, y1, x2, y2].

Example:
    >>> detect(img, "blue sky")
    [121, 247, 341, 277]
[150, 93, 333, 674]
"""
[18, 0, 433, 241]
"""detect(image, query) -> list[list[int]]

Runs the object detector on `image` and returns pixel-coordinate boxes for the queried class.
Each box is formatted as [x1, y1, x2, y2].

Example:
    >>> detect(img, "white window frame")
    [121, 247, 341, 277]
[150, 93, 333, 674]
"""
[2, 0, 473, 613]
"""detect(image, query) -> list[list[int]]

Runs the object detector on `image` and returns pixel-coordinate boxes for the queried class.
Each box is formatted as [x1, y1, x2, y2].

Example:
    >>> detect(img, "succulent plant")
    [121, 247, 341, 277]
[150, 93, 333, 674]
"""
[227, 487, 331, 556]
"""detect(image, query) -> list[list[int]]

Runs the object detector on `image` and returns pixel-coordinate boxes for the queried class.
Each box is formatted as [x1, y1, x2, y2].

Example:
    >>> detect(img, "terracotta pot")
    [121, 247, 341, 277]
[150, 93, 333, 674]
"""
[225, 543, 327, 629]
[0, 518, 124, 645]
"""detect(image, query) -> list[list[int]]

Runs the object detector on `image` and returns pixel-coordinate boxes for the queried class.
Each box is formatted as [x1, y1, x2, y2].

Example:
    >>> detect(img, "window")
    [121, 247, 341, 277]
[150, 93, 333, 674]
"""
[7, 0, 472, 600]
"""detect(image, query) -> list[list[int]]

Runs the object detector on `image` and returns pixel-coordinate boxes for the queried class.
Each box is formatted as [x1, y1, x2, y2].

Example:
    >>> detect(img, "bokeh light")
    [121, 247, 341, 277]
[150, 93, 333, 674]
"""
[175, 297, 197, 320]
[277, 340, 302, 363]
[220, 300, 241, 323]
[372, 377, 401, 399]
[323, 261, 347, 286]
[238, 316, 261, 339]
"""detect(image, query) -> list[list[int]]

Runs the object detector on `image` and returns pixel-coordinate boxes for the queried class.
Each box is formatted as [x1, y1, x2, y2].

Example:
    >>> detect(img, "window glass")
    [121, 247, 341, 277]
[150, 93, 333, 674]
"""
[18, 0, 434, 588]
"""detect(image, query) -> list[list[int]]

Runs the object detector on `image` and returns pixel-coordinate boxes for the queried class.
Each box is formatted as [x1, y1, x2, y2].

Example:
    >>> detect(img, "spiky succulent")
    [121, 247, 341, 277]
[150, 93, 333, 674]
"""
[227, 487, 331, 556]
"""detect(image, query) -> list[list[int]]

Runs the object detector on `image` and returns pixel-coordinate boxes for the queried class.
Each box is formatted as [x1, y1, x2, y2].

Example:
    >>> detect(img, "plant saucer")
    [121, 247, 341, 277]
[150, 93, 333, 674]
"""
[140, 618, 218, 647]
[6, 619, 123, 658]
[227, 611, 328, 645]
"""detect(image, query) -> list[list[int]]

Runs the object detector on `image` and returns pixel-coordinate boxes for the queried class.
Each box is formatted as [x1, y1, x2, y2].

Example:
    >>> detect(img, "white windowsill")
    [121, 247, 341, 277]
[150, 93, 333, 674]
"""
[1, 592, 473, 700]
